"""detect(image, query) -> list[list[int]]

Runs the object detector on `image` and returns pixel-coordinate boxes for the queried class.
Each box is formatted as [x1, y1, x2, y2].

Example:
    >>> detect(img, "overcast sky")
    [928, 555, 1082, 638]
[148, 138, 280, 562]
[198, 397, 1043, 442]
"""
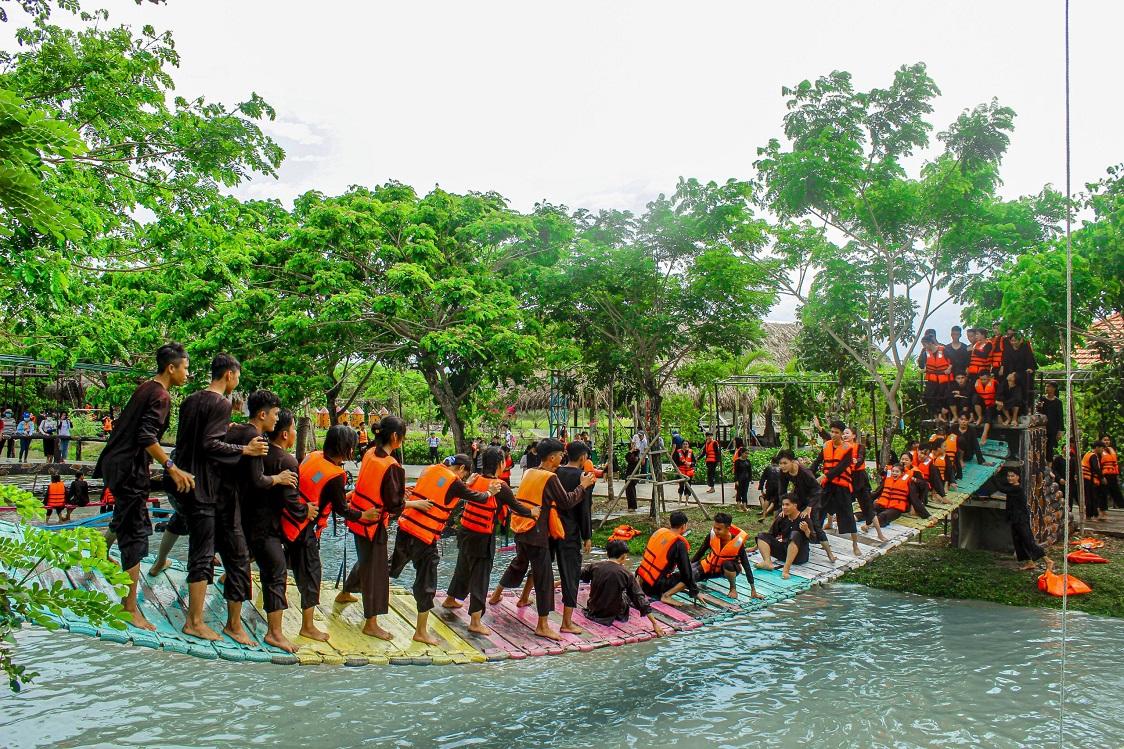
[44, 2, 1124, 327]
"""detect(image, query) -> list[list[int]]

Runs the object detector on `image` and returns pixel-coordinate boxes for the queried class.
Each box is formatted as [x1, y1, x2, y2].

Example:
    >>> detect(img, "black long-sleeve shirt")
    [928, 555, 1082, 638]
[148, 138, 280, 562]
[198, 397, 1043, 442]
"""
[767, 513, 812, 544]
[245, 444, 305, 542]
[67, 478, 89, 506]
[224, 422, 275, 500]
[758, 463, 781, 496]
[93, 379, 171, 485]
[1038, 396, 1063, 437]
[580, 560, 652, 619]
[1003, 341, 1038, 377]
[556, 465, 593, 542]
[780, 466, 823, 511]
[174, 389, 243, 505]
[944, 341, 971, 376]
[691, 534, 755, 586]
[664, 536, 699, 597]
[517, 471, 588, 548]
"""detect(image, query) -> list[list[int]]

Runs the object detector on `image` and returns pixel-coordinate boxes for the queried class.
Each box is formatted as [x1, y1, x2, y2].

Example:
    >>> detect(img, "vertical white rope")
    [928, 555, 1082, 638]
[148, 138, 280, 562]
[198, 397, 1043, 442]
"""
[1060, 0, 1072, 743]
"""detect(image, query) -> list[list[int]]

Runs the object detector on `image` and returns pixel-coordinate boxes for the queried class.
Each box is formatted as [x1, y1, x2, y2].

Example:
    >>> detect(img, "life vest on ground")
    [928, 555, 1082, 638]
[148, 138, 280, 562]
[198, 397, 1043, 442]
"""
[46, 482, 66, 508]
[675, 449, 695, 478]
[699, 526, 747, 575]
[637, 528, 688, 586]
[1071, 537, 1105, 549]
[821, 440, 852, 492]
[460, 475, 501, 535]
[1102, 448, 1119, 476]
[968, 341, 992, 376]
[924, 347, 953, 383]
[608, 524, 642, 542]
[398, 463, 461, 545]
[1037, 570, 1091, 597]
[508, 467, 565, 539]
[286, 451, 346, 542]
[703, 439, 719, 463]
[876, 475, 911, 512]
[1066, 550, 1108, 564]
[345, 449, 397, 541]
[101, 486, 115, 506]
[975, 380, 996, 407]
[989, 335, 1006, 370]
[1081, 452, 1101, 485]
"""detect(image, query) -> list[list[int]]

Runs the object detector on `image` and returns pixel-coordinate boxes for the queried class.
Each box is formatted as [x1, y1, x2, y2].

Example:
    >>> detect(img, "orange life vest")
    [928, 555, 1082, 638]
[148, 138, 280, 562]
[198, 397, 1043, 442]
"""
[821, 440, 852, 492]
[357, 426, 369, 447]
[675, 449, 695, 478]
[968, 341, 991, 375]
[101, 486, 115, 506]
[46, 482, 66, 508]
[943, 434, 959, 462]
[1038, 570, 1091, 597]
[287, 451, 346, 542]
[637, 527, 688, 586]
[914, 459, 931, 482]
[397, 463, 461, 545]
[102, 417, 113, 432]
[499, 455, 513, 483]
[581, 457, 604, 478]
[508, 467, 565, 539]
[876, 475, 911, 512]
[1102, 447, 1119, 477]
[975, 379, 996, 407]
[924, 346, 953, 383]
[1081, 452, 1101, 485]
[909, 448, 923, 469]
[345, 449, 398, 541]
[989, 335, 1006, 370]
[700, 526, 747, 575]
[932, 452, 946, 481]
[460, 475, 501, 535]
[703, 439, 719, 463]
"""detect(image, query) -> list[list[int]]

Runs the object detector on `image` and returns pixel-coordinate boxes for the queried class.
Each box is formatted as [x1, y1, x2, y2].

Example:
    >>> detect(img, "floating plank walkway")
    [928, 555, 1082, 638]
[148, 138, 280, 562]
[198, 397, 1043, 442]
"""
[3, 446, 1004, 666]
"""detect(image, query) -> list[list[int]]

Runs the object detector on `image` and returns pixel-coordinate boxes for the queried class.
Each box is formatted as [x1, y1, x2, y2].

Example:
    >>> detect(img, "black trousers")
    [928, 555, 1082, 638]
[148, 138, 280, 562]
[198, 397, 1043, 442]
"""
[640, 568, 689, 598]
[756, 531, 809, 565]
[924, 380, 949, 416]
[165, 510, 189, 536]
[343, 533, 390, 619]
[824, 484, 857, 534]
[389, 530, 440, 613]
[874, 506, 903, 527]
[734, 472, 750, 505]
[498, 540, 554, 616]
[183, 495, 251, 602]
[106, 471, 152, 572]
[809, 503, 829, 544]
[1105, 475, 1124, 509]
[625, 481, 638, 511]
[552, 538, 582, 608]
[1084, 480, 1106, 517]
[706, 462, 718, 488]
[853, 483, 874, 524]
[446, 533, 493, 615]
[1010, 516, 1045, 562]
[250, 533, 289, 613]
[283, 528, 321, 610]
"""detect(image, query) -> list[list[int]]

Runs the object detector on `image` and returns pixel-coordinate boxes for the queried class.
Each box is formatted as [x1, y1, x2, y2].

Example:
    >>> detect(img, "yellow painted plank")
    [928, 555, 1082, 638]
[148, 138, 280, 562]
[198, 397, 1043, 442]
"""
[387, 592, 486, 664]
[270, 579, 346, 665]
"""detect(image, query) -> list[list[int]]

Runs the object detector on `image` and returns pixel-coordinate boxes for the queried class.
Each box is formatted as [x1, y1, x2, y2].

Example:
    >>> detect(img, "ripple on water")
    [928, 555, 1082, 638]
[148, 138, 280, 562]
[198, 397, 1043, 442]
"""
[3, 581, 1124, 749]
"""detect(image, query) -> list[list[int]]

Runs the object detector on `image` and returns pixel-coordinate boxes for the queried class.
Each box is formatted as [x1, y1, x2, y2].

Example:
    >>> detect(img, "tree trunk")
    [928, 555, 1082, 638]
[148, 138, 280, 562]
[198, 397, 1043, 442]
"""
[420, 367, 469, 454]
[878, 398, 902, 470]
[605, 380, 616, 504]
[296, 416, 316, 462]
[644, 387, 664, 520]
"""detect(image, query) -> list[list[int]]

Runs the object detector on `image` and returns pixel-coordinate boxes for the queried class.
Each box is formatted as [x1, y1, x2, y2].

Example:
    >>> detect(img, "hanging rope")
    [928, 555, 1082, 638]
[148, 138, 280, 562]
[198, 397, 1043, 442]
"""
[1059, 0, 1073, 743]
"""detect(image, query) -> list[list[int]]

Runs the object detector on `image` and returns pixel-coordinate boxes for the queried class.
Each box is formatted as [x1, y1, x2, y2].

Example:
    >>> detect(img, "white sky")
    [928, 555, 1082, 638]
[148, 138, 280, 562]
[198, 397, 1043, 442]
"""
[23, 1, 1124, 328]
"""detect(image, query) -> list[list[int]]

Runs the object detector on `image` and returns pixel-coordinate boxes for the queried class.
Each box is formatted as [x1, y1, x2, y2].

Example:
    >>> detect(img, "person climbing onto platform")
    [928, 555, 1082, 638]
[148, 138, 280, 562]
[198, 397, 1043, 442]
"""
[489, 438, 595, 642]
[810, 421, 862, 558]
[337, 415, 430, 641]
[390, 454, 503, 646]
[441, 446, 535, 636]
[702, 432, 721, 494]
[1099, 434, 1122, 509]
[289, 425, 379, 642]
[755, 495, 812, 579]
[636, 510, 700, 605]
[1001, 467, 1053, 572]
[94, 342, 193, 631]
[777, 449, 835, 563]
[580, 539, 665, 637]
[690, 512, 763, 601]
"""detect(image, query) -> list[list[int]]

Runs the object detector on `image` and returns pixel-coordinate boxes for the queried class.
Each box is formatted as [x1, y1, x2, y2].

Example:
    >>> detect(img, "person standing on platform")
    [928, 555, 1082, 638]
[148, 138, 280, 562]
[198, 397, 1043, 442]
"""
[944, 325, 971, 378]
[777, 449, 834, 563]
[920, 336, 953, 420]
[1100, 435, 1122, 509]
[702, 432, 721, 494]
[810, 421, 861, 558]
[547, 441, 597, 635]
[1002, 468, 1051, 571]
[966, 328, 992, 390]
[1082, 444, 1107, 522]
[94, 343, 193, 630]
[672, 441, 696, 500]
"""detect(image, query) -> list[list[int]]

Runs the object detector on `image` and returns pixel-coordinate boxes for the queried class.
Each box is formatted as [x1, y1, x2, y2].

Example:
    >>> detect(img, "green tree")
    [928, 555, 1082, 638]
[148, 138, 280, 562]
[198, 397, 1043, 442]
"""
[751, 63, 1063, 463]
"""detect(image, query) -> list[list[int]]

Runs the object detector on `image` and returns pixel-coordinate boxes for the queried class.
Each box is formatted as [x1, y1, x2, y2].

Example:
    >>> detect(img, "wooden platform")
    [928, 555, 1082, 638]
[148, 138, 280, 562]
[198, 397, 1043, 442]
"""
[1, 449, 1003, 667]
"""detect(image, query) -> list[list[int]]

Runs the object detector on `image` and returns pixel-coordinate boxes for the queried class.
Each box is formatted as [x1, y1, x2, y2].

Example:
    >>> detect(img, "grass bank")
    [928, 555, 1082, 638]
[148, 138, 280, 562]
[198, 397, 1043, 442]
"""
[589, 504, 1124, 619]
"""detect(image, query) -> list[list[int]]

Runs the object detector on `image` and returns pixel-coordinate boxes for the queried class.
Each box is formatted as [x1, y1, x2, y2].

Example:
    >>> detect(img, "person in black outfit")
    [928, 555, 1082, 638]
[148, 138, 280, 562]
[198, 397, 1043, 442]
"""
[758, 454, 782, 516]
[944, 325, 971, 376]
[173, 354, 270, 644]
[954, 413, 985, 467]
[94, 342, 193, 630]
[1003, 332, 1039, 406]
[1002, 468, 1050, 571]
[67, 470, 90, 509]
[1037, 382, 1064, 458]
[777, 450, 831, 560]
[755, 494, 812, 579]
[624, 447, 641, 510]
[523, 442, 541, 470]
[637, 510, 700, 603]
[549, 441, 595, 635]
[581, 539, 665, 636]
[441, 446, 534, 635]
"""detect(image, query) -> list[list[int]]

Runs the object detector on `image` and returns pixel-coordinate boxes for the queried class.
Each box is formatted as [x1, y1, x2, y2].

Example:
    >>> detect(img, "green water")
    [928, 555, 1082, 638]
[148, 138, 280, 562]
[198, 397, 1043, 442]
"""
[3, 572, 1121, 749]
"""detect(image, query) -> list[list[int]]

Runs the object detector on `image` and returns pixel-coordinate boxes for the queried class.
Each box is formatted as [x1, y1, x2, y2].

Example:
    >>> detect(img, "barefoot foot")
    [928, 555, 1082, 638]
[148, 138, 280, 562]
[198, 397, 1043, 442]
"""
[440, 597, 463, 609]
[412, 631, 440, 646]
[362, 624, 394, 641]
[467, 622, 493, 636]
[534, 626, 563, 641]
[560, 623, 584, 635]
[127, 609, 157, 631]
[299, 626, 330, 642]
[660, 594, 684, 607]
[334, 592, 358, 604]
[147, 559, 171, 577]
[182, 621, 221, 641]
[264, 632, 299, 653]
[515, 598, 533, 608]
[487, 590, 504, 606]
[223, 625, 256, 647]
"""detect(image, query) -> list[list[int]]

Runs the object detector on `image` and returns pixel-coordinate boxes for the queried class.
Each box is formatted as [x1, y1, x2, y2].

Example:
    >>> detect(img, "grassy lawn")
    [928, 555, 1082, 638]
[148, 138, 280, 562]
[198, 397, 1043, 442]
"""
[589, 504, 1124, 619]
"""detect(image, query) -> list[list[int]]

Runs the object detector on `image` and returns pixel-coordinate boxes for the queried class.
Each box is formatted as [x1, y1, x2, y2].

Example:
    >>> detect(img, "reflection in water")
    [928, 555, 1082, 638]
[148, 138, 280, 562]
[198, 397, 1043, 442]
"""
[3, 531, 1123, 749]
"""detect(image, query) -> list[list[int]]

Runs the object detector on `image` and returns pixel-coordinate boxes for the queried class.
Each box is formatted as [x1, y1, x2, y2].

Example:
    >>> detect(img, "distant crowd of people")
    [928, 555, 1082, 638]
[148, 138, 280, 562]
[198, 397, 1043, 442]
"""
[0, 407, 116, 462]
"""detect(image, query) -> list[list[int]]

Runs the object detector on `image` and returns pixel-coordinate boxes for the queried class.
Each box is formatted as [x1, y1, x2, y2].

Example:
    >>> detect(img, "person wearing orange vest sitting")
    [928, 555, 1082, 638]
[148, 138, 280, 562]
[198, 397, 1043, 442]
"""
[580, 539, 666, 637]
[290, 425, 380, 642]
[689, 512, 763, 600]
[637, 511, 700, 605]
[672, 442, 696, 500]
[1101, 434, 1122, 510]
[860, 463, 926, 541]
[42, 471, 67, 523]
[1082, 444, 1107, 522]
[489, 438, 596, 642]
[754, 494, 813, 579]
[701, 432, 721, 494]
[810, 420, 862, 558]
[335, 416, 427, 641]
[919, 336, 953, 419]
[441, 446, 536, 636]
[391, 454, 503, 646]
[973, 371, 997, 444]
[1002, 467, 1050, 571]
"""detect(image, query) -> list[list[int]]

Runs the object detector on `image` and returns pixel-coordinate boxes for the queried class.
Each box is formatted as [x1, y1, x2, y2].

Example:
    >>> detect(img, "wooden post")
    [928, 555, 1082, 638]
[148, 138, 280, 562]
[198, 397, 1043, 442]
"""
[605, 378, 616, 504]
